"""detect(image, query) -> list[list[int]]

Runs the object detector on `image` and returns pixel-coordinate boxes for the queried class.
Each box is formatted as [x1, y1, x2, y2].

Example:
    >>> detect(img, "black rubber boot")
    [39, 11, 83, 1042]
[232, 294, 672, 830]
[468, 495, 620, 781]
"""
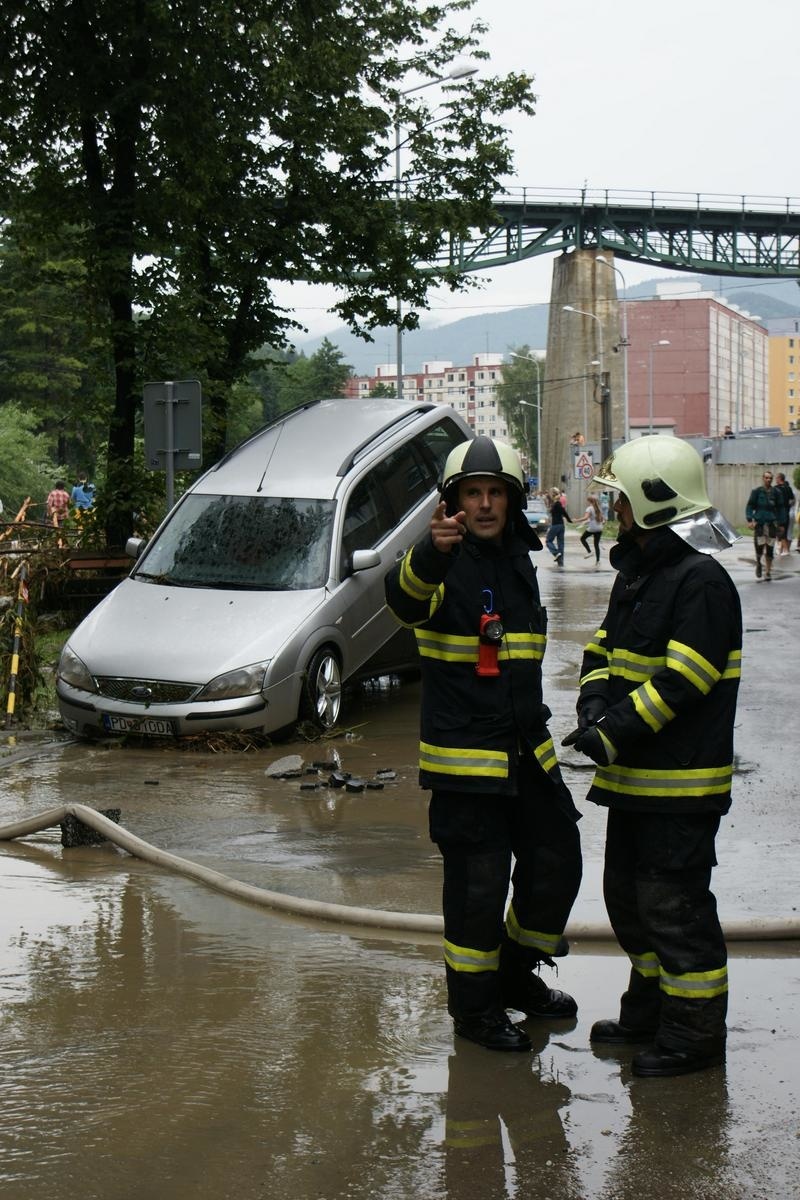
[632, 1042, 725, 1077]
[590, 1018, 658, 1045]
[500, 940, 577, 1019]
[454, 1010, 532, 1053]
[511, 971, 577, 1019]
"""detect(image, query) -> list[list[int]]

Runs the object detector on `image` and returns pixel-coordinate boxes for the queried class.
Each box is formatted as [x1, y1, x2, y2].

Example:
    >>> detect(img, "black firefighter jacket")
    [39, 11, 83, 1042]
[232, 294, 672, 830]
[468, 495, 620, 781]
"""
[577, 528, 742, 814]
[385, 523, 566, 798]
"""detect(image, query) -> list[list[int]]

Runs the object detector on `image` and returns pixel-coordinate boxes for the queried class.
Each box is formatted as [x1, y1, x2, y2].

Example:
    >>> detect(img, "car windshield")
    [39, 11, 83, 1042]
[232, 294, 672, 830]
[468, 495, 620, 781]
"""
[135, 495, 335, 590]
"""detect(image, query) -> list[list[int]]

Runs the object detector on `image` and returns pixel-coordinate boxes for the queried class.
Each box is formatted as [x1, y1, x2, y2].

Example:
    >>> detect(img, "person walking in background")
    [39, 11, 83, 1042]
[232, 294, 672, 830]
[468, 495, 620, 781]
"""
[563, 436, 741, 1078]
[545, 486, 572, 567]
[46, 480, 71, 525]
[579, 494, 604, 565]
[745, 469, 783, 580]
[385, 437, 582, 1054]
[774, 472, 794, 556]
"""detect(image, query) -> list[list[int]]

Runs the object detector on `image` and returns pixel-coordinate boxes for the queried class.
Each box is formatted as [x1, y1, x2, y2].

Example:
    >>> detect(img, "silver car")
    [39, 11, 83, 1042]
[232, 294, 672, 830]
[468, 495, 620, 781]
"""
[57, 397, 473, 738]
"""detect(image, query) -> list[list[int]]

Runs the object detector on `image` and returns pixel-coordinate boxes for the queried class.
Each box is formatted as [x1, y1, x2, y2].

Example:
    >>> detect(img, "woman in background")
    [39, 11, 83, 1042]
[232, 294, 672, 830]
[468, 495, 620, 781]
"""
[579, 494, 604, 565]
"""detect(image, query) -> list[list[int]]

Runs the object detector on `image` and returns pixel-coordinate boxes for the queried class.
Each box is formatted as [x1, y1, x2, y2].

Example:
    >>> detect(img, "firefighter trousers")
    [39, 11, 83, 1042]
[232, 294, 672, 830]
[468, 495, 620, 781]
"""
[430, 759, 582, 1021]
[603, 807, 728, 1052]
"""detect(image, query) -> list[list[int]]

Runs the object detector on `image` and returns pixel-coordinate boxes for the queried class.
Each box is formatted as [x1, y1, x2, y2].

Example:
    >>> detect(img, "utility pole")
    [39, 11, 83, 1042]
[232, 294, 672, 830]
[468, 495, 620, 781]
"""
[600, 372, 612, 464]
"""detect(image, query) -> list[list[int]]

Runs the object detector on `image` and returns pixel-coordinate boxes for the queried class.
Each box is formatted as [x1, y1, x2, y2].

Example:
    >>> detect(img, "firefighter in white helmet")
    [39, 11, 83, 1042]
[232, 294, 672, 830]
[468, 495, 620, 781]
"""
[563, 435, 742, 1077]
[385, 436, 582, 1053]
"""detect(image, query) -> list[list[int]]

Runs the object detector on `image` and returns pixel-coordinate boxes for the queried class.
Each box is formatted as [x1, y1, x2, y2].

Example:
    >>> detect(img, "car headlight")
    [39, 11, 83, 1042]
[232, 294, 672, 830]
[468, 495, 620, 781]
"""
[57, 644, 98, 694]
[195, 661, 270, 701]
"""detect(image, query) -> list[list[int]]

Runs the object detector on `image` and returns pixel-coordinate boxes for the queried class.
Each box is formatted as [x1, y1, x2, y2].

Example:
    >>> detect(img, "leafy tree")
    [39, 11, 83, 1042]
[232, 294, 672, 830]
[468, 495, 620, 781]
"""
[369, 382, 397, 398]
[0, 403, 58, 517]
[497, 347, 541, 477]
[246, 339, 352, 419]
[0, 222, 111, 470]
[2, 1, 535, 545]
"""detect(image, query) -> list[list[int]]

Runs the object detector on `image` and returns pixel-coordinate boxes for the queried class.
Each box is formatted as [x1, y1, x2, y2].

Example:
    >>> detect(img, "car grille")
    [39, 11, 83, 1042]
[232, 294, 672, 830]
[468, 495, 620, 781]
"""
[95, 677, 200, 704]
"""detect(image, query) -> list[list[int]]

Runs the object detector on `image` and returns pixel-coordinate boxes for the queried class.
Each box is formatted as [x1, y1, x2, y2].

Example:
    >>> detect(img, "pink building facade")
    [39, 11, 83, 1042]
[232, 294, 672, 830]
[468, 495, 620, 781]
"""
[626, 288, 768, 438]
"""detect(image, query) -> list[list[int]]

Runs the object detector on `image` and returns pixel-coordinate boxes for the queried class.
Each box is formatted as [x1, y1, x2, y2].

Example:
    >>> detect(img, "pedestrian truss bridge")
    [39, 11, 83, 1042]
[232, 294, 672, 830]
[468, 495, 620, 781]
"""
[428, 187, 800, 278]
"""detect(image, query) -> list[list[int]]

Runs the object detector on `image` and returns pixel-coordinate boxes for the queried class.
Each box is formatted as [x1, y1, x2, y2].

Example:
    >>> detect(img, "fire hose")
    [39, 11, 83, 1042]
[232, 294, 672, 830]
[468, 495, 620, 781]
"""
[0, 802, 797, 941]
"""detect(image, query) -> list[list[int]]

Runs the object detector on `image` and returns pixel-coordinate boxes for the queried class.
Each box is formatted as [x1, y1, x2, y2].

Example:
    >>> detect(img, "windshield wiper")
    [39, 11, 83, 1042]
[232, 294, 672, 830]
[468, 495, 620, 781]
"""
[133, 571, 191, 586]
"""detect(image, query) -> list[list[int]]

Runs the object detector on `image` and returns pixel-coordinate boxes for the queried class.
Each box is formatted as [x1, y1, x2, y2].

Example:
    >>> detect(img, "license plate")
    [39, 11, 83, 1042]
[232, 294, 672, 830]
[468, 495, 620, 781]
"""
[102, 714, 176, 736]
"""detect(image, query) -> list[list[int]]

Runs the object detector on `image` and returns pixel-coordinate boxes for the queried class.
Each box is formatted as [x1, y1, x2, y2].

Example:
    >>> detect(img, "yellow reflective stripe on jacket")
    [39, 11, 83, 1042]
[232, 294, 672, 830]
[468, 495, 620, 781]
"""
[659, 965, 728, 999]
[415, 629, 477, 663]
[501, 631, 546, 661]
[420, 742, 509, 778]
[608, 647, 665, 682]
[592, 762, 733, 797]
[629, 951, 660, 978]
[631, 678, 676, 732]
[443, 938, 500, 973]
[580, 666, 609, 687]
[665, 638, 720, 694]
[415, 629, 544, 663]
[533, 736, 558, 775]
[721, 648, 742, 680]
[586, 629, 607, 655]
[398, 550, 436, 603]
[505, 904, 564, 957]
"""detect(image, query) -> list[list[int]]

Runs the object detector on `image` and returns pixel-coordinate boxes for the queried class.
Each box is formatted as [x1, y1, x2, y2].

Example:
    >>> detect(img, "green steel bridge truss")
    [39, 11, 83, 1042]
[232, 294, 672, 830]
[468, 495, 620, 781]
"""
[429, 187, 800, 278]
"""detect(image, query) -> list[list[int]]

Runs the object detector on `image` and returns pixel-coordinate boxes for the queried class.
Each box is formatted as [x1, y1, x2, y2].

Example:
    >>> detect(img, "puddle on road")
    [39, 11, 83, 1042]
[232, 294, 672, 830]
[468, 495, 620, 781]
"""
[1, 559, 798, 1198]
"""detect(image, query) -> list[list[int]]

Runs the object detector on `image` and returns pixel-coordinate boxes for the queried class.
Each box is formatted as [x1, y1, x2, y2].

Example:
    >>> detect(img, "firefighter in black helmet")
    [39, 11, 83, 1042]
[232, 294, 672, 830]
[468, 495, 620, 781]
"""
[385, 436, 583, 1052]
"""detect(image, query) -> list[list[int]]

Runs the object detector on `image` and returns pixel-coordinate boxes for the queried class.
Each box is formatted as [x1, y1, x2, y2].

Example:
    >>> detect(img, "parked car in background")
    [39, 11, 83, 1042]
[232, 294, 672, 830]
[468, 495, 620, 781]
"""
[524, 496, 551, 533]
[57, 397, 473, 739]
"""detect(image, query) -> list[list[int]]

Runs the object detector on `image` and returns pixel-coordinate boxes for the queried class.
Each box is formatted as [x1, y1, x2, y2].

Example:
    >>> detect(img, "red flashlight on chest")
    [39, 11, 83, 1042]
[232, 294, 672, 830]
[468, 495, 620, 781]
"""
[476, 611, 504, 677]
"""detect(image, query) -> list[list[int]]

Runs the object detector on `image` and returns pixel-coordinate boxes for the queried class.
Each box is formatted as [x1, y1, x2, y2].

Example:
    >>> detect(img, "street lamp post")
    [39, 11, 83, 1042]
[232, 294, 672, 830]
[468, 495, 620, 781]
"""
[595, 255, 630, 441]
[563, 305, 611, 461]
[519, 400, 539, 483]
[510, 352, 542, 486]
[648, 340, 671, 435]
[394, 62, 477, 400]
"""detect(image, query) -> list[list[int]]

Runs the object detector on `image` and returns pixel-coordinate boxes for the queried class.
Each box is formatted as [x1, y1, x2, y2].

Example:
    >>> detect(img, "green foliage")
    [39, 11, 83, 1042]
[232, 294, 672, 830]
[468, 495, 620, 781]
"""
[0, 224, 111, 471]
[497, 347, 542, 475]
[2, 1, 536, 540]
[369, 382, 397, 397]
[793, 465, 800, 492]
[0, 403, 59, 516]
[246, 339, 353, 425]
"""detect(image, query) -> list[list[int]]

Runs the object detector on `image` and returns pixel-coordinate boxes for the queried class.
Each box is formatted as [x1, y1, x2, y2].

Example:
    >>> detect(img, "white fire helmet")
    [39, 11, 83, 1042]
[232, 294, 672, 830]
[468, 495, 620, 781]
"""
[594, 435, 738, 554]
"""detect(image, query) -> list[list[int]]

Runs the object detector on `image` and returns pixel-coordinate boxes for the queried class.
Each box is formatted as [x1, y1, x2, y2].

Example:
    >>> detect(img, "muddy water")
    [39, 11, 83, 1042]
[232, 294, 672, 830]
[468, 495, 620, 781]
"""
[1, 540, 799, 1199]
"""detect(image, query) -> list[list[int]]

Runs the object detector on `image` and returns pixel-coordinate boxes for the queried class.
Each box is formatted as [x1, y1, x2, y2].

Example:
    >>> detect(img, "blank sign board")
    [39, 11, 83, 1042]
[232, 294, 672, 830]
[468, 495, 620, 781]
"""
[143, 380, 203, 471]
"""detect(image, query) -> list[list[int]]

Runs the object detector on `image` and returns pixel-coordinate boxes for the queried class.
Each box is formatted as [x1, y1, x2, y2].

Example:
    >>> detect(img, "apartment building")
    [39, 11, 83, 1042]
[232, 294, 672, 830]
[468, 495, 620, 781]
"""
[766, 316, 800, 431]
[346, 352, 511, 440]
[626, 282, 769, 438]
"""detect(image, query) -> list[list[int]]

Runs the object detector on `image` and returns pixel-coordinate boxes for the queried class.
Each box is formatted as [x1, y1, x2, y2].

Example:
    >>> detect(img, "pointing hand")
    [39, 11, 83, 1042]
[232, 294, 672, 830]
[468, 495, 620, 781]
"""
[431, 500, 466, 552]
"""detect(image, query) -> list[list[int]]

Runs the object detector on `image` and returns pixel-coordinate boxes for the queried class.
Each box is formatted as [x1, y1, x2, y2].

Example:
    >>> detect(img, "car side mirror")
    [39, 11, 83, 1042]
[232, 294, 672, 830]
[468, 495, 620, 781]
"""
[350, 548, 381, 574]
[125, 536, 145, 559]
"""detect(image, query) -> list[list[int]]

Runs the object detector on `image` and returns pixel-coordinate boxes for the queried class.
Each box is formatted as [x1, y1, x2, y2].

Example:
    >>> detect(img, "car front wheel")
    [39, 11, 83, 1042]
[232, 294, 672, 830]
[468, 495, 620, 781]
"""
[300, 648, 343, 731]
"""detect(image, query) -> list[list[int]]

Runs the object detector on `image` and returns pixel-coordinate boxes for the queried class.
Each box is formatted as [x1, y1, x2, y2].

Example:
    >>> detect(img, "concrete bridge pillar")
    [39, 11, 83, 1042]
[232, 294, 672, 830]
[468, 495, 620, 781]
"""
[542, 250, 625, 514]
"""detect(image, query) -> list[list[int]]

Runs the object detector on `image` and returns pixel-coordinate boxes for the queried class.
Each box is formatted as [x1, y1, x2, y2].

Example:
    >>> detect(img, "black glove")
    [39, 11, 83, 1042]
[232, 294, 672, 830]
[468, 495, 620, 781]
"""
[561, 723, 617, 765]
[577, 695, 608, 730]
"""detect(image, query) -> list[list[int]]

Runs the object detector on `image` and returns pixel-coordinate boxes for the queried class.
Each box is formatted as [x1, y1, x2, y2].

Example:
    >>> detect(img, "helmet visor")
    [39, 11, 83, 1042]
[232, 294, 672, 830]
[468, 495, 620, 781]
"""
[669, 508, 740, 555]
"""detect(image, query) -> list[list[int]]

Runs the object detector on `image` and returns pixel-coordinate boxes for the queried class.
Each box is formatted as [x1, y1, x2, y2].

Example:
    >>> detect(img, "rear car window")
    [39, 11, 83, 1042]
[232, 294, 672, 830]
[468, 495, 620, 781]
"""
[341, 417, 468, 562]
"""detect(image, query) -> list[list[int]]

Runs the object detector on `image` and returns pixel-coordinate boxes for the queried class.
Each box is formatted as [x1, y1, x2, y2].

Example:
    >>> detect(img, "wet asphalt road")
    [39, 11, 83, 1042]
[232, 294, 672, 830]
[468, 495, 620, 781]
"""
[0, 531, 799, 1200]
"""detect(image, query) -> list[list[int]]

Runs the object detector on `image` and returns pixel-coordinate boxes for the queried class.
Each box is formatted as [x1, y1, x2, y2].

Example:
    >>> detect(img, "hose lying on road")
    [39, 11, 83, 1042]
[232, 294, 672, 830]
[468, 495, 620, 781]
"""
[0, 802, 797, 942]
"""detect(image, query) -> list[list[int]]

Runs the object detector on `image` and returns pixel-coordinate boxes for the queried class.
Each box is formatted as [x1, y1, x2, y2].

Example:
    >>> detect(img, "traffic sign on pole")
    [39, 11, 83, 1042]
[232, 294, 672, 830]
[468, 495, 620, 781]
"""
[574, 450, 594, 480]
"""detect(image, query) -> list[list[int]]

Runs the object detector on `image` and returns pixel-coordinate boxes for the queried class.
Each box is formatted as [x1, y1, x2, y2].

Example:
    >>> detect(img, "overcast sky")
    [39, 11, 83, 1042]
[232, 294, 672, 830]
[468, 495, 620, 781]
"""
[281, 0, 800, 339]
